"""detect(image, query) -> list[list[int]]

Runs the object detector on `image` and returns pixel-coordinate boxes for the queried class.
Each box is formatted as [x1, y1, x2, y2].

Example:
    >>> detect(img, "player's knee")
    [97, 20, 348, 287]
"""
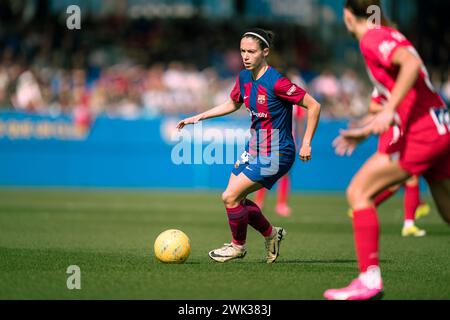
[346, 185, 371, 209]
[405, 176, 419, 187]
[346, 185, 361, 207]
[222, 191, 238, 207]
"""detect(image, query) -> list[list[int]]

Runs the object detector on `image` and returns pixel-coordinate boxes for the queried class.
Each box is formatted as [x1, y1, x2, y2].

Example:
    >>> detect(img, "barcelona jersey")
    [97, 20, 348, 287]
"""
[230, 67, 307, 157]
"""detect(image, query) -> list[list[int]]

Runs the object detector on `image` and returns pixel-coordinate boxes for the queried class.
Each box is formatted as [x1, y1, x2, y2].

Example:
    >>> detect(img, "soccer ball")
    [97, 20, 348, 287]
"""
[154, 229, 191, 264]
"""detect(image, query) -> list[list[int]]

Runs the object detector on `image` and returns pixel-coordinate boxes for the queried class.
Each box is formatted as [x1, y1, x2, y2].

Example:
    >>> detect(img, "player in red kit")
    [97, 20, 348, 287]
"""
[177, 28, 321, 263]
[347, 91, 431, 237]
[325, 0, 450, 300]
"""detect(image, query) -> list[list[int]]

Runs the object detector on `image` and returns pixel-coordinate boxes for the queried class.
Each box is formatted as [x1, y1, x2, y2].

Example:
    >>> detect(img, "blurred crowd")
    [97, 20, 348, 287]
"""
[1, 7, 449, 122]
[2, 49, 449, 122]
[0, 51, 384, 120]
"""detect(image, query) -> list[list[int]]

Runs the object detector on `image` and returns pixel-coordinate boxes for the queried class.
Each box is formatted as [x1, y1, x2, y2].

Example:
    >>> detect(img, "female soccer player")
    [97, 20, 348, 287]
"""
[176, 28, 321, 263]
[325, 0, 450, 300]
[347, 99, 430, 237]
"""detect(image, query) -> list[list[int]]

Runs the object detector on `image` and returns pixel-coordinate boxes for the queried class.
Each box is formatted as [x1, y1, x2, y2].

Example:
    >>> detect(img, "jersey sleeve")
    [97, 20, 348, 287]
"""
[230, 76, 243, 104]
[274, 77, 307, 105]
[362, 28, 410, 69]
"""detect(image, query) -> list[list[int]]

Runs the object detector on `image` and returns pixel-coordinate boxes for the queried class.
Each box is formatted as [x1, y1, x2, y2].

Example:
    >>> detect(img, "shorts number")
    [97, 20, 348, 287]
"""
[430, 107, 450, 135]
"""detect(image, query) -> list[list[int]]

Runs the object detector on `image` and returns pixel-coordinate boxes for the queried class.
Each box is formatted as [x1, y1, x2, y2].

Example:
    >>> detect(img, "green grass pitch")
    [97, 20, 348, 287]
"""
[0, 188, 449, 300]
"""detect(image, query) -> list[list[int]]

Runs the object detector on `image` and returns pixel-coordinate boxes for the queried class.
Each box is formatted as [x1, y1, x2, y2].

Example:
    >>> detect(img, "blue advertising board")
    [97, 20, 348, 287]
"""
[0, 111, 377, 191]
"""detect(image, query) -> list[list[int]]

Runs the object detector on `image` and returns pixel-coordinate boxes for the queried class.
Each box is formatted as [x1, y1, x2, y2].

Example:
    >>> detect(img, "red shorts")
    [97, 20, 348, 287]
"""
[377, 126, 401, 154]
[383, 131, 450, 181]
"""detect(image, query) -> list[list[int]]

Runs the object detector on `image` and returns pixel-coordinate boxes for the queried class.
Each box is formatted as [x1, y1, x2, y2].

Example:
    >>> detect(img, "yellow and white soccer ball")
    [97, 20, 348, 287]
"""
[154, 229, 191, 264]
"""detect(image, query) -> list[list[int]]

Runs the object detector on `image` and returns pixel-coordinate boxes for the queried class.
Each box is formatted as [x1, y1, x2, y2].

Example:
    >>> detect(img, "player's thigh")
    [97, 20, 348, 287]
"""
[428, 179, 450, 224]
[348, 153, 410, 204]
[223, 173, 263, 203]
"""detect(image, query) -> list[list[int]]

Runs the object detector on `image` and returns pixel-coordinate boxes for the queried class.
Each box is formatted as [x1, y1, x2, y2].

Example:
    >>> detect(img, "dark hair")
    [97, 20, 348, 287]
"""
[345, 0, 390, 26]
[241, 28, 275, 50]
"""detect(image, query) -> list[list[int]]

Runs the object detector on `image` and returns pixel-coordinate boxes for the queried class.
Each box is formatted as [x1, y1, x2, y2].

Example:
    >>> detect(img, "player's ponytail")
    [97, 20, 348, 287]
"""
[242, 28, 275, 50]
[345, 0, 390, 27]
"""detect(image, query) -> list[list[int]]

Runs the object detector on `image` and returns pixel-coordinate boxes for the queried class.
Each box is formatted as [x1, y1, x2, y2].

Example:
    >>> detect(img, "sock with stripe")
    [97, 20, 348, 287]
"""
[241, 199, 273, 237]
[226, 204, 249, 246]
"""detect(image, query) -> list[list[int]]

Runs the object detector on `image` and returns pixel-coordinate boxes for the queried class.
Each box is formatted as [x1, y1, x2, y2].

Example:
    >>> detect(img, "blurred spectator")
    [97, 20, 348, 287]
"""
[310, 70, 342, 118]
[311, 70, 341, 101]
[12, 70, 44, 112]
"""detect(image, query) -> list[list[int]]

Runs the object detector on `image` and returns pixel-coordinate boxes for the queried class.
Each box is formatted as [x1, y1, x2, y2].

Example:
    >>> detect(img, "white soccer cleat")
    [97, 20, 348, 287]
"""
[265, 227, 287, 263]
[208, 243, 247, 263]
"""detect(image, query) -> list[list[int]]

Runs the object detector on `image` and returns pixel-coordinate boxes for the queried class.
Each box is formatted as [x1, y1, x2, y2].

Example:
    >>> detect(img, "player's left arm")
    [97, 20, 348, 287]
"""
[298, 94, 321, 162]
[274, 77, 321, 162]
[371, 47, 422, 134]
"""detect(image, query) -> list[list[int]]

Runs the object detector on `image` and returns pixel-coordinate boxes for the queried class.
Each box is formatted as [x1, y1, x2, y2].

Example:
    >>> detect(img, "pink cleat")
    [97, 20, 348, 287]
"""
[275, 203, 292, 217]
[324, 278, 383, 300]
[324, 267, 384, 300]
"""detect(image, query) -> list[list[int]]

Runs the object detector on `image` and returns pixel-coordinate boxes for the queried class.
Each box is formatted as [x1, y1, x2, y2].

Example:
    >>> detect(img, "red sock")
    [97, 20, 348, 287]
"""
[353, 207, 380, 273]
[226, 205, 249, 246]
[254, 188, 266, 207]
[404, 185, 420, 221]
[242, 199, 272, 237]
[374, 189, 395, 207]
[277, 175, 290, 206]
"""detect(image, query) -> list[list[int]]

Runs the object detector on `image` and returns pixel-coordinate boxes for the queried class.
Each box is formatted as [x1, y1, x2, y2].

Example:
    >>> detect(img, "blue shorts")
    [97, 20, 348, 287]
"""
[232, 152, 295, 190]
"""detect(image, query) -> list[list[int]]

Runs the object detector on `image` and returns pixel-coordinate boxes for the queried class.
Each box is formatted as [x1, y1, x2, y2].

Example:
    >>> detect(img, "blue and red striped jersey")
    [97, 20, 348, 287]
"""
[230, 66, 307, 157]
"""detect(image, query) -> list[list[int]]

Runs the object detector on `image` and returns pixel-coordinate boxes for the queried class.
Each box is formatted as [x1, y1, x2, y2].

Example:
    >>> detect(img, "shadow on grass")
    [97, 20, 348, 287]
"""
[279, 259, 357, 264]
[275, 259, 391, 265]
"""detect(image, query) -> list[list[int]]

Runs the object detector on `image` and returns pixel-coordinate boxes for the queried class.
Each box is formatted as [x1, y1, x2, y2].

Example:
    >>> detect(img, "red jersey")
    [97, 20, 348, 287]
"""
[361, 26, 448, 141]
[362, 26, 450, 180]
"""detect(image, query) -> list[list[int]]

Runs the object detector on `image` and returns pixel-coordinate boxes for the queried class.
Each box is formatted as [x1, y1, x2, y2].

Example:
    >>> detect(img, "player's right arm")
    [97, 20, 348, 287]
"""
[333, 100, 383, 157]
[335, 96, 385, 156]
[176, 100, 242, 130]
[177, 75, 243, 130]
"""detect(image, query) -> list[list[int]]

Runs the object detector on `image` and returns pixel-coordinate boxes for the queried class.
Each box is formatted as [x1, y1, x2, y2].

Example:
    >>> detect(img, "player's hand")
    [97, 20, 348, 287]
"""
[333, 127, 370, 157]
[299, 143, 312, 162]
[371, 108, 395, 135]
[176, 115, 202, 130]
[333, 135, 358, 157]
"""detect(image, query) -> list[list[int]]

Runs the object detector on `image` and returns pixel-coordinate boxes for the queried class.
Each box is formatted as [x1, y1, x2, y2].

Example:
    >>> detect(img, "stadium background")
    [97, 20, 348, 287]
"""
[1, 0, 449, 191]
[1, 0, 450, 301]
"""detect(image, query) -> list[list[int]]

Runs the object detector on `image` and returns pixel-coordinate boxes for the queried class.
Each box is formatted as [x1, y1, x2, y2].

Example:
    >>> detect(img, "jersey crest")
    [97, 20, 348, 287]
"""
[257, 95, 266, 105]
